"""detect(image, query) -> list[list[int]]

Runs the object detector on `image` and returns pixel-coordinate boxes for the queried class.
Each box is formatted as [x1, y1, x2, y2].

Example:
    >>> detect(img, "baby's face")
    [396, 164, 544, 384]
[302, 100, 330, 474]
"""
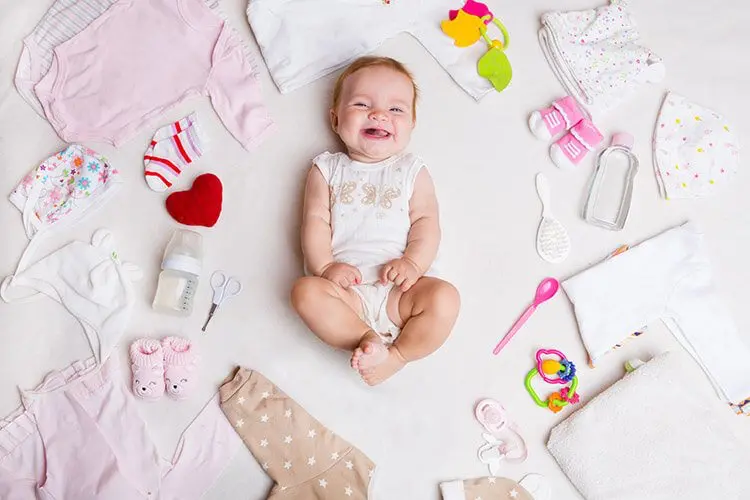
[331, 65, 415, 163]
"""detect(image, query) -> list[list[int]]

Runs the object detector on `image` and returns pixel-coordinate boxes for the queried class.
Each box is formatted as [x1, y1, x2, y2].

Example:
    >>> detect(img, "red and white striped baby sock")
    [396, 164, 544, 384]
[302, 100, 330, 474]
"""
[144, 112, 204, 192]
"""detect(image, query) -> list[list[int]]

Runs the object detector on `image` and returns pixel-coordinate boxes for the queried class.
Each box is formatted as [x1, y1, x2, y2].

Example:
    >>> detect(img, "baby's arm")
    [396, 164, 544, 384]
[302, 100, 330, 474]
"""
[302, 167, 361, 287]
[404, 168, 440, 272]
[301, 167, 333, 276]
[380, 168, 440, 291]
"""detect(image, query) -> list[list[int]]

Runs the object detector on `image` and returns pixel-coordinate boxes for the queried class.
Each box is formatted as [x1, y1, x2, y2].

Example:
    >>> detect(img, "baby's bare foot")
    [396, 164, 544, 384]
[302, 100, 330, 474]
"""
[360, 346, 406, 386]
[351, 331, 389, 373]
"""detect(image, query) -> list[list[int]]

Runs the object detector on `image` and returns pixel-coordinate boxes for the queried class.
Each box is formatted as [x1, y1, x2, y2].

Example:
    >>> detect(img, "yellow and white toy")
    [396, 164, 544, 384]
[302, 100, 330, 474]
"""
[441, 0, 512, 92]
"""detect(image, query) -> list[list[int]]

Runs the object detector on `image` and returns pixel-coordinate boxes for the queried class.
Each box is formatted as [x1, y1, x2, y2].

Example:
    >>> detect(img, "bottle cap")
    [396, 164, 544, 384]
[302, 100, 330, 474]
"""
[611, 132, 634, 149]
[162, 254, 201, 275]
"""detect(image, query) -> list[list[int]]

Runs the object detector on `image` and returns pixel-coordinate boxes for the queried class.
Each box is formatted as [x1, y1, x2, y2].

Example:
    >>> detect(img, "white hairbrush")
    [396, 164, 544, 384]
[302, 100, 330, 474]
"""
[535, 173, 570, 264]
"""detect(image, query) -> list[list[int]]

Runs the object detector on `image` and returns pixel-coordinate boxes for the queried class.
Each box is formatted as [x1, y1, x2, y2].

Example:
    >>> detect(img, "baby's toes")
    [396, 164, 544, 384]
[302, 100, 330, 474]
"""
[362, 371, 380, 386]
[350, 348, 363, 369]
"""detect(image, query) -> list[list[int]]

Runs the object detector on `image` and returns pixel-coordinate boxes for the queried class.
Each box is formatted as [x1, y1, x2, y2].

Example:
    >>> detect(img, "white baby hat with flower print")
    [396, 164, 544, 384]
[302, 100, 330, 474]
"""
[8, 144, 121, 239]
[653, 92, 740, 199]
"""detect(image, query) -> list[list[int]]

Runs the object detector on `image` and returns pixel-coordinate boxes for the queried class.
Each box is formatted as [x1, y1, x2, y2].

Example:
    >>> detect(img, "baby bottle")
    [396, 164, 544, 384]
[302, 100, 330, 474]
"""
[152, 229, 203, 316]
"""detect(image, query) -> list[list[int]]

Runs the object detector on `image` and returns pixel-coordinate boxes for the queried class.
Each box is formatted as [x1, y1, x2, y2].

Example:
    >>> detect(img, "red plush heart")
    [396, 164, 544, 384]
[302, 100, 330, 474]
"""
[166, 173, 223, 227]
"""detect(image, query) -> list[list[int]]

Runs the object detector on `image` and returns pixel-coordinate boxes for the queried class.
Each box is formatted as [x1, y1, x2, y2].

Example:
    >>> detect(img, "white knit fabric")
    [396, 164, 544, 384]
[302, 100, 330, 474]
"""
[548, 352, 750, 500]
[1, 230, 141, 363]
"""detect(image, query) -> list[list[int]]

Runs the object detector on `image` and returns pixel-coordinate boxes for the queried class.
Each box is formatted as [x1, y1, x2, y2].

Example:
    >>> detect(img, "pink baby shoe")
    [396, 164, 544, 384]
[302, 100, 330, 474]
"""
[130, 338, 165, 401]
[528, 96, 586, 140]
[550, 118, 604, 169]
[162, 336, 199, 400]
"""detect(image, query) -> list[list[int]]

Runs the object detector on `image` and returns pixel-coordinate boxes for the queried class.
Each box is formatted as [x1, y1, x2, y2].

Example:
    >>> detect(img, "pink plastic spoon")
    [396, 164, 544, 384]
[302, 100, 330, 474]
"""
[493, 278, 559, 355]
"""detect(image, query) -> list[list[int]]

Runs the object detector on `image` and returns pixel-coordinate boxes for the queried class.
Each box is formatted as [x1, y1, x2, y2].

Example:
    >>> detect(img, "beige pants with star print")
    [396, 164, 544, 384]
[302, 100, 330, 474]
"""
[219, 367, 376, 499]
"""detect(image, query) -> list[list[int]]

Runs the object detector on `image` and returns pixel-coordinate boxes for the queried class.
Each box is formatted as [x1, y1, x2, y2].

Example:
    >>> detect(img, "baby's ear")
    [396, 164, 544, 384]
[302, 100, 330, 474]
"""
[329, 109, 339, 132]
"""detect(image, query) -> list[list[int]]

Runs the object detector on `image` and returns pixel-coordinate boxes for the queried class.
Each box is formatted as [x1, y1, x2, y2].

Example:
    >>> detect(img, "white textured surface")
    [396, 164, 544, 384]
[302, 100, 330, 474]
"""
[536, 217, 571, 263]
[1, 1, 750, 499]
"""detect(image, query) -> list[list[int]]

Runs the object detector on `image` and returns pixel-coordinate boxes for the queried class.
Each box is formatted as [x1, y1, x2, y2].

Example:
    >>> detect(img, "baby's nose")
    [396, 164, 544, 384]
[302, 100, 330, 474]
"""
[369, 110, 387, 121]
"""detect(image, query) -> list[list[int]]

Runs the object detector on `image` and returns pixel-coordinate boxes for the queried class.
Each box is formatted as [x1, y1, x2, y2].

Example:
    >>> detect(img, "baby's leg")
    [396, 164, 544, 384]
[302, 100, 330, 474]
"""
[291, 276, 371, 350]
[359, 277, 460, 386]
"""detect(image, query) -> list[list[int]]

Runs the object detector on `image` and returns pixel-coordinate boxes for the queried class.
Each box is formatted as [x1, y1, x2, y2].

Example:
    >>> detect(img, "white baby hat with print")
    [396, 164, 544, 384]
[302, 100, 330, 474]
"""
[653, 92, 740, 199]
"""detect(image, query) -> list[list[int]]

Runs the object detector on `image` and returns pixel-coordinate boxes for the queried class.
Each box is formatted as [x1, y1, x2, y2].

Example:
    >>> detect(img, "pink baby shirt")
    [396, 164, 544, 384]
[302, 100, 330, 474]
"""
[35, 0, 274, 149]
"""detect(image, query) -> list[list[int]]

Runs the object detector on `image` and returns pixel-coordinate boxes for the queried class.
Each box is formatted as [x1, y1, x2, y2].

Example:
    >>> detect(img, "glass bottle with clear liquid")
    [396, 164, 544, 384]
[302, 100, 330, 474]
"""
[152, 229, 203, 316]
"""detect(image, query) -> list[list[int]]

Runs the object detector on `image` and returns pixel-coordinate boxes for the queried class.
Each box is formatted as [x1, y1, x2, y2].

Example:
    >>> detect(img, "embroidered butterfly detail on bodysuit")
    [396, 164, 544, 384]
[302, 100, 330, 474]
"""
[331, 181, 357, 206]
[361, 184, 401, 209]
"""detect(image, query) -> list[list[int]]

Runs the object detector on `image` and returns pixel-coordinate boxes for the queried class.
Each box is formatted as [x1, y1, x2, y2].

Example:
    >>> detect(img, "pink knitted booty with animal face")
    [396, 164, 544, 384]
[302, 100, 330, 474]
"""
[130, 338, 165, 401]
[161, 336, 199, 400]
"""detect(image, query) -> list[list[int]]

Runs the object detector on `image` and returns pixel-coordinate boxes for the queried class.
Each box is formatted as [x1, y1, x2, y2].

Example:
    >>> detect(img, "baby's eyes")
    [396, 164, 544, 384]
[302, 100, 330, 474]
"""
[390, 107, 404, 113]
[353, 102, 368, 108]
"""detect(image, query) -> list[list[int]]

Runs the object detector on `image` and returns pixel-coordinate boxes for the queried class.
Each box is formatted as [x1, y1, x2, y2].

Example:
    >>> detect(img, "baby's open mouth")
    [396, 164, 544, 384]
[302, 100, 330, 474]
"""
[363, 128, 391, 139]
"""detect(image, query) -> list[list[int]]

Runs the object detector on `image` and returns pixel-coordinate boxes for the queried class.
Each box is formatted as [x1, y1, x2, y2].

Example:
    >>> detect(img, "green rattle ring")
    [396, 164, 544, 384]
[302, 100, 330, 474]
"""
[524, 348, 581, 414]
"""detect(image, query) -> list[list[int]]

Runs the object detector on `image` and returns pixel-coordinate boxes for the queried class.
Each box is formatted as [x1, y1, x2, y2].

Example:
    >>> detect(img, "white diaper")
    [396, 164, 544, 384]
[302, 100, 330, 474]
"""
[351, 283, 400, 343]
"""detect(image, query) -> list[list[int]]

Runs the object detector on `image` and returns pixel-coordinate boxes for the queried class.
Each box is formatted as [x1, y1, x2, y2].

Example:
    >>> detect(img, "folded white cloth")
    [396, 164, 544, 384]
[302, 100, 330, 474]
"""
[548, 352, 750, 500]
[538, 0, 665, 117]
[246, 0, 493, 99]
[562, 221, 750, 406]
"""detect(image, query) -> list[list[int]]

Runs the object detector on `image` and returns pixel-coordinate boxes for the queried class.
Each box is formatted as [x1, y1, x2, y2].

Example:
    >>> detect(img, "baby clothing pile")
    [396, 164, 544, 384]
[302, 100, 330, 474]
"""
[2, 0, 749, 499]
[538, 0, 665, 117]
[17, 0, 274, 149]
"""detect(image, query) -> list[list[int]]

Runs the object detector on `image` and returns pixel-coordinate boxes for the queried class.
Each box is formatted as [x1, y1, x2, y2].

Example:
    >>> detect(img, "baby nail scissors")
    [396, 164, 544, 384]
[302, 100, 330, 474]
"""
[202, 270, 242, 332]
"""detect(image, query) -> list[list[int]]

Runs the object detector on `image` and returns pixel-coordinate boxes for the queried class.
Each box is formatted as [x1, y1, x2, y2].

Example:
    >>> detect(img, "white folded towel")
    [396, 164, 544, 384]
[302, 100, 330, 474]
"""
[548, 352, 750, 500]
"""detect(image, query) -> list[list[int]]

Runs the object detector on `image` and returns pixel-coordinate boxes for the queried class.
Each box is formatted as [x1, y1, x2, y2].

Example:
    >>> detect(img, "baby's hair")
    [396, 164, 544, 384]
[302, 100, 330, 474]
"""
[332, 56, 419, 120]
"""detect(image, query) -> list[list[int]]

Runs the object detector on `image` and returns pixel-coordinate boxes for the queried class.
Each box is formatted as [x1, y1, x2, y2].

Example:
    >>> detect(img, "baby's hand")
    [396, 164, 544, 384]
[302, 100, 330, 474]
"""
[320, 262, 362, 289]
[380, 258, 422, 292]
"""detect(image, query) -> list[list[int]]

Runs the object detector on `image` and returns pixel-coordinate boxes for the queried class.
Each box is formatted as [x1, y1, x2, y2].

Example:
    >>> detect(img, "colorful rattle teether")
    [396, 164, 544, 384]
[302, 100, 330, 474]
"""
[525, 349, 580, 413]
[441, 0, 513, 92]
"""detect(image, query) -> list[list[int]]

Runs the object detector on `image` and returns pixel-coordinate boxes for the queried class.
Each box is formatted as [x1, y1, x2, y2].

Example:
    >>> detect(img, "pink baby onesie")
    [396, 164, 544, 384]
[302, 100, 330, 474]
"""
[35, 0, 274, 149]
[0, 357, 240, 499]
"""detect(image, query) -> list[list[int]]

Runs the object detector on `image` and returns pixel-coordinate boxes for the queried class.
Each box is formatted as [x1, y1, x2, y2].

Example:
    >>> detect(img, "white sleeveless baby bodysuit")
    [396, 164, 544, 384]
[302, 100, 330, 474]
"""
[313, 151, 431, 284]
[313, 151, 437, 340]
